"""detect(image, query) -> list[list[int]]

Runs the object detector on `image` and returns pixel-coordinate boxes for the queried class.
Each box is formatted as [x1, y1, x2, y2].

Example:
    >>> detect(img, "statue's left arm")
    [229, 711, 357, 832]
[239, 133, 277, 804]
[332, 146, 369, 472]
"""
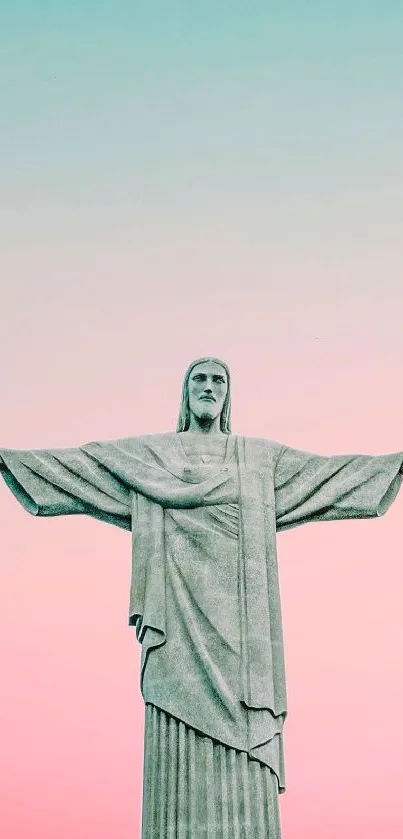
[274, 445, 403, 531]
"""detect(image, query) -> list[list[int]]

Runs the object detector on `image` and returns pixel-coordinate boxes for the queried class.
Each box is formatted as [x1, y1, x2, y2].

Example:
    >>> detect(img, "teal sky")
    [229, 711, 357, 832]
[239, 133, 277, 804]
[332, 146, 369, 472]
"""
[1, 1, 402, 404]
[1, 1, 402, 230]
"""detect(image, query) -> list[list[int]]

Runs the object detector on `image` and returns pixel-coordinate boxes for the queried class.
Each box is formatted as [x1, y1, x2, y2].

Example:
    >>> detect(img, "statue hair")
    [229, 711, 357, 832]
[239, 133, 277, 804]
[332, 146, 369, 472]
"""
[176, 357, 232, 434]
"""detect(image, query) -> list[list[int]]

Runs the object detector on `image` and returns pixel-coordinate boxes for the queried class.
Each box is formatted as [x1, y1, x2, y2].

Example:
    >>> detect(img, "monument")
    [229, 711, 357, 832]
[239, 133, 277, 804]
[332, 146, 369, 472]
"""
[1, 356, 402, 838]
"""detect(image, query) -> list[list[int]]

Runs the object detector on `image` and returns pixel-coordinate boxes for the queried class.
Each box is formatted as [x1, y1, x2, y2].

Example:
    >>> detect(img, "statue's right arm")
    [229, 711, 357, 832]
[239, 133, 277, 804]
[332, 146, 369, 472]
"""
[0, 440, 135, 530]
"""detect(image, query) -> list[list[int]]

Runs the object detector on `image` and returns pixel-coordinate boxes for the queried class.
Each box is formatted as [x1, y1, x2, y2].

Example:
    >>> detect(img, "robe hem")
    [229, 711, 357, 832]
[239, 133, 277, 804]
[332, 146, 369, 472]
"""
[141, 697, 285, 792]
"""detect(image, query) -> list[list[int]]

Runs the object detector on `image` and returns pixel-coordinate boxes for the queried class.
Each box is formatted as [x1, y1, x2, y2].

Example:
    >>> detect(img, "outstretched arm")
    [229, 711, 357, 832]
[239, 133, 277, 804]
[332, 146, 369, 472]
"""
[0, 444, 132, 529]
[274, 444, 403, 531]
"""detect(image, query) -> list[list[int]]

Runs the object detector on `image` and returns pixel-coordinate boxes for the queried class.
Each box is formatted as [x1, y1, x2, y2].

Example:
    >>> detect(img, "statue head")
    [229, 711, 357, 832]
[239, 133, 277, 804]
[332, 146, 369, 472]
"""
[176, 357, 231, 434]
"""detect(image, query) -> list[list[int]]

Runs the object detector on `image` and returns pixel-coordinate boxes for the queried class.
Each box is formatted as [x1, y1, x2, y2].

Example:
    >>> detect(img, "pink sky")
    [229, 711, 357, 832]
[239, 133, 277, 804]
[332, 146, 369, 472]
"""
[1, 3, 403, 837]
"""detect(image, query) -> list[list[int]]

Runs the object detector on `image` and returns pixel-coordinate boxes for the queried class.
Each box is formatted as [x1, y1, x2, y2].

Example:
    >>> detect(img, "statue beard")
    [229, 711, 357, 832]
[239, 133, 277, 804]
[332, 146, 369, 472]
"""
[197, 409, 219, 425]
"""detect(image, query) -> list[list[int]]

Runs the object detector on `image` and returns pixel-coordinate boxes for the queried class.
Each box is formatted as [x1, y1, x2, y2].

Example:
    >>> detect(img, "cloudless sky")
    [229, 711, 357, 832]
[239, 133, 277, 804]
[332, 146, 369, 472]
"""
[1, 3, 402, 838]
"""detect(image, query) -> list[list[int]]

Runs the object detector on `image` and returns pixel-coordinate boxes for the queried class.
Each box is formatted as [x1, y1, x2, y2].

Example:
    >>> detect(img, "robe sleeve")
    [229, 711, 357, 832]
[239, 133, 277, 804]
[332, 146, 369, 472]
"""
[274, 445, 403, 532]
[0, 442, 132, 530]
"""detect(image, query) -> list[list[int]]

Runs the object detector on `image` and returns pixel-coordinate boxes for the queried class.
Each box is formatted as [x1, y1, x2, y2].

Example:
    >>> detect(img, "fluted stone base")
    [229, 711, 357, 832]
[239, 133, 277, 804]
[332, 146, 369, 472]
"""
[141, 703, 282, 839]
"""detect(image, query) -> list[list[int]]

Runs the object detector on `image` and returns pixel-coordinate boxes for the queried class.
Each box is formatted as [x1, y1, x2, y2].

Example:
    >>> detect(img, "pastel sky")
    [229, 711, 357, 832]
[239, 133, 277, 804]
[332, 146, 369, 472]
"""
[1, 3, 402, 838]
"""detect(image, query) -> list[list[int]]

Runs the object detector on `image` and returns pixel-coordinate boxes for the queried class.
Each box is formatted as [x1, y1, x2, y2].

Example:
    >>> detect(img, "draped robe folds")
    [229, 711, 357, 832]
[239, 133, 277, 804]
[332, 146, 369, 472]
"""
[1, 433, 402, 793]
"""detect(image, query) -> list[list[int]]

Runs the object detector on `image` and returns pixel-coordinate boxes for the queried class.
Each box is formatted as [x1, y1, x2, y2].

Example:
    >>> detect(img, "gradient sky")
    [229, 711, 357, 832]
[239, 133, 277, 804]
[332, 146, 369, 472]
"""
[1, 3, 403, 838]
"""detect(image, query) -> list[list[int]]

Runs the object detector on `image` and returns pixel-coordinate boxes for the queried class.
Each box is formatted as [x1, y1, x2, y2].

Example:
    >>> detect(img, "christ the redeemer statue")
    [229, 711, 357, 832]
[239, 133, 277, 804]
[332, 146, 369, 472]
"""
[1, 357, 402, 839]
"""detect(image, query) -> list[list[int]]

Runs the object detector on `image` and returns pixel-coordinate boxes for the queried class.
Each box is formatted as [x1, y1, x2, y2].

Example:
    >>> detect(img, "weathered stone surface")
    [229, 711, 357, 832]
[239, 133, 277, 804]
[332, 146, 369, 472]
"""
[1, 357, 402, 837]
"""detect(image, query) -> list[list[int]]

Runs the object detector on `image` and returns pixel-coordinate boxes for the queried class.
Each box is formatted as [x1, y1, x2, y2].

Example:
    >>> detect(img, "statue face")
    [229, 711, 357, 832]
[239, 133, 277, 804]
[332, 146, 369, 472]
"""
[188, 361, 228, 425]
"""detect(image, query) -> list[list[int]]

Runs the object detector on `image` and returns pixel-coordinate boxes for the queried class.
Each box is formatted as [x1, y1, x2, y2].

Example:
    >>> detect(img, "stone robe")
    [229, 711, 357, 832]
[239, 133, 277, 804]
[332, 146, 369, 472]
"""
[1, 433, 402, 793]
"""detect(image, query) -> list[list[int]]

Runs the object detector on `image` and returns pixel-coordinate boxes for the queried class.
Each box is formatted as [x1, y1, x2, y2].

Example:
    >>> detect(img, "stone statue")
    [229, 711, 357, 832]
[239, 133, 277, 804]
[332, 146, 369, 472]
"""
[1, 356, 402, 839]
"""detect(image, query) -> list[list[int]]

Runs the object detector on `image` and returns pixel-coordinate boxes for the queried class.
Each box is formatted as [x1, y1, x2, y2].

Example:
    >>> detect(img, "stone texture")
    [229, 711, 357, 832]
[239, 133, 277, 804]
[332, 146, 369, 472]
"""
[1, 357, 402, 838]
